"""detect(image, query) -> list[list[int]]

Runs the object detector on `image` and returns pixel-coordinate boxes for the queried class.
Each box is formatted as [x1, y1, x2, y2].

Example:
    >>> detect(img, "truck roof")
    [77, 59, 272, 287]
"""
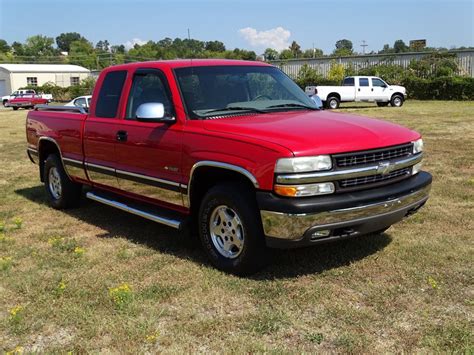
[107, 59, 271, 71]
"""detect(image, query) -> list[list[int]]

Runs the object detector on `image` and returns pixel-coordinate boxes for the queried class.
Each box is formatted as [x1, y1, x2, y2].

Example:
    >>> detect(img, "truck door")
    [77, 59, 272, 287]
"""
[356, 77, 372, 101]
[371, 77, 389, 101]
[83, 70, 128, 189]
[114, 68, 184, 208]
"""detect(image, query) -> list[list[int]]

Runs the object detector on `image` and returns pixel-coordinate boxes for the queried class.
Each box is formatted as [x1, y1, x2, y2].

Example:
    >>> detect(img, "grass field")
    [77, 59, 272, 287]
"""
[0, 101, 473, 353]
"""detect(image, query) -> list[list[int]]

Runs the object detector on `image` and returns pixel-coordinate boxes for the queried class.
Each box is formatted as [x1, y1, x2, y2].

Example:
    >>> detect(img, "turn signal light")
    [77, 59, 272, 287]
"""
[274, 182, 335, 197]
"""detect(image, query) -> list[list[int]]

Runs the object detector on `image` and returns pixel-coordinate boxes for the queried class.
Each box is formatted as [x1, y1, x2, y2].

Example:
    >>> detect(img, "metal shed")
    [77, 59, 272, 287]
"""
[0, 64, 91, 96]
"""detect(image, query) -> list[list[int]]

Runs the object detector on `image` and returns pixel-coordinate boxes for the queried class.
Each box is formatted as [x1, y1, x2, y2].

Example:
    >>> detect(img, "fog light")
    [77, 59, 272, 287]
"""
[412, 161, 423, 175]
[311, 229, 331, 240]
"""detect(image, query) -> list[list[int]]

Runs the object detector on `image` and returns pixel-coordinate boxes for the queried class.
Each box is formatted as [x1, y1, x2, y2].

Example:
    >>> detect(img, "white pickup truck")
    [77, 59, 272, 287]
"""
[2, 89, 53, 106]
[306, 76, 407, 109]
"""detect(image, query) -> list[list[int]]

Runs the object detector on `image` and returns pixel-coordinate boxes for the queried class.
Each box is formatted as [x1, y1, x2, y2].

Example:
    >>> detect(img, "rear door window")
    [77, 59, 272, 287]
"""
[343, 77, 355, 86]
[359, 78, 369, 87]
[95, 70, 127, 118]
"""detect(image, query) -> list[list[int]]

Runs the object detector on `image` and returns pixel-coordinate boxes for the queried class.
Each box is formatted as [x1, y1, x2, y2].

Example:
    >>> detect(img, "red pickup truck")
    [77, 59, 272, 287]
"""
[7, 94, 49, 110]
[26, 60, 432, 274]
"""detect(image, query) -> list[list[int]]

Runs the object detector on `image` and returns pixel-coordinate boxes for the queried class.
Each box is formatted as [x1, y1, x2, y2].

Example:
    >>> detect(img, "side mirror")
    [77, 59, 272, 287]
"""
[136, 103, 175, 123]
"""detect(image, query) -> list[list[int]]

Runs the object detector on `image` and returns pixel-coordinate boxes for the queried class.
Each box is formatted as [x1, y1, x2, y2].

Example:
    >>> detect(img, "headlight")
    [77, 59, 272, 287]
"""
[413, 138, 423, 154]
[275, 155, 332, 173]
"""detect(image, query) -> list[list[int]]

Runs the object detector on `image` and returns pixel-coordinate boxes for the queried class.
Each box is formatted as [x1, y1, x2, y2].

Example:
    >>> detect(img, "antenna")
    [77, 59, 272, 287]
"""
[361, 40, 368, 54]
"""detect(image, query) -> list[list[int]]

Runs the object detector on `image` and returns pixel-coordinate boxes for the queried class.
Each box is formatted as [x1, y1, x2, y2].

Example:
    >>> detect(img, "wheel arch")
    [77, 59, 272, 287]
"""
[187, 161, 259, 212]
[391, 92, 404, 100]
[37, 137, 66, 182]
[327, 92, 341, 101]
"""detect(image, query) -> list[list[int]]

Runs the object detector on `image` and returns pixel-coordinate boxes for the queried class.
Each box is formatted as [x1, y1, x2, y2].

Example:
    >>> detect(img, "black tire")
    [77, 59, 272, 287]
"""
[198, 182, 268, 275]
[377, 102, 389, 107]
[12, 107, 19, 111]
[2, 100, 8, 106]
[43, 154, 82, 209]
[390, 94, 404, 107]
[326, 96, 340, 109]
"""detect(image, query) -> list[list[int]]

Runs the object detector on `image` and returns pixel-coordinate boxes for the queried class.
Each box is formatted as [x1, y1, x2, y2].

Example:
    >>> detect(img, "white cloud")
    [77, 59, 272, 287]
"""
[124, 38, 147, 50]
[238, 27, 291, 51]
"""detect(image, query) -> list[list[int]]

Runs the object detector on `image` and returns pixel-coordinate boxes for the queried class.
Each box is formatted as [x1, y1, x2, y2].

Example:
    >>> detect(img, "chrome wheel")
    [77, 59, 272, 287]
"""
[209, 205, 245, 259]
[48, 167, 62, 199]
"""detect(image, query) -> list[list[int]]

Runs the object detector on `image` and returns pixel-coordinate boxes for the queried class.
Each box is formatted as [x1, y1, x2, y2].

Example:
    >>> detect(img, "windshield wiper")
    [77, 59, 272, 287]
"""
[194, 106, 266, 118]
[265, 103, 319, 110]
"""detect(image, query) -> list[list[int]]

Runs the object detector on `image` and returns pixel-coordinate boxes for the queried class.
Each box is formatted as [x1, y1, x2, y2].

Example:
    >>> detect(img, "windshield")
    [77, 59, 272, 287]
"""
[175, 65, 317, 119]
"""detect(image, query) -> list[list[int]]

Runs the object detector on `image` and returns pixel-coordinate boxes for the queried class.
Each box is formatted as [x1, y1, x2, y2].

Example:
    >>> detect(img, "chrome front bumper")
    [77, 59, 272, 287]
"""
[260, 184, 431, 242]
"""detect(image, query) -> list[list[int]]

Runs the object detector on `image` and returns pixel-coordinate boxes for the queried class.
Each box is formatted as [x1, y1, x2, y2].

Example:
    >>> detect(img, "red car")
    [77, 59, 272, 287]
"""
[6, 94, 49, 110]
[25, 60, 432, 274]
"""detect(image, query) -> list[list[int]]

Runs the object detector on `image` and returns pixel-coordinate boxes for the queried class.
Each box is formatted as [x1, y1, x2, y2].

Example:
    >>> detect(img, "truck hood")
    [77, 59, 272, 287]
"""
[202, 110, 419, 156]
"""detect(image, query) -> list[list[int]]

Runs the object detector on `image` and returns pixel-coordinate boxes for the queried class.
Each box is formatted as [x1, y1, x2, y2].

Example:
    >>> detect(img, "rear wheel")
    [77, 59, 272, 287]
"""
[326, 96, 340, 109]
[377, 102, 389, 107]
[43, 154, 82, 209]
[198, 182, 268, 275]
[12, 107, 19, 111]
[390, 94, 404, 107]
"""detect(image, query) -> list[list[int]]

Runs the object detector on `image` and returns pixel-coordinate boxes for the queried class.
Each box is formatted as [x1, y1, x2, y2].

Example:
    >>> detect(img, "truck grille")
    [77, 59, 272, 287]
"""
[335, 143, 412, 168]
[339, 167, 412, 190]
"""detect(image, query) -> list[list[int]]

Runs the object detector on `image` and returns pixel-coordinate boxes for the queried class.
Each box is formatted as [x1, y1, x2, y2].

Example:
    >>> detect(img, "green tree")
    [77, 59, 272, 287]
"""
[294, 64, 323, 88]
[205, 40, 226, 52]
[56, 32, 84, 52]
[0, 39, 10, 53]
[333, 39, 353, 56]
[69, 39, 96, 68]
[328, 61, 346, 82]
[24, 35, 56, 56]
[11, 41, 25, 56]
[302, 48, 323, 58]
[279, 49, 293, 60]
[264, 48, 279, 61]
[393, 39, 409, 53]
[289, 41, 302, 58]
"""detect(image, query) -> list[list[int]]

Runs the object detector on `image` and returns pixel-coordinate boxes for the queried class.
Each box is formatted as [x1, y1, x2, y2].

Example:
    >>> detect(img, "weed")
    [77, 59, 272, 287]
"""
[9, 305, 24, 324]
[109, 283, 134, 310]
[13, 217, 23, 229]
[306, 332, 324, 344]
[1, 256, 13, 271]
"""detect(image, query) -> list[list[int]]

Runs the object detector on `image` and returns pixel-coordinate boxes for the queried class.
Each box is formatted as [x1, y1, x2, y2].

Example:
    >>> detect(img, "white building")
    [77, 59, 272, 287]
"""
[0, 64, 91, 96]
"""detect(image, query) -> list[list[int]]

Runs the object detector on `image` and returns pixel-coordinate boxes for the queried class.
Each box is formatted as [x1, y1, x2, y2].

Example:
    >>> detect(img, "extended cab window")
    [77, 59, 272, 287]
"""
[372, 78, 386, 87]
[343, 77, 355, 86]
[359, 78, 369, 87]
[126, 70, 173, 119]
[95, 70, 127, 118]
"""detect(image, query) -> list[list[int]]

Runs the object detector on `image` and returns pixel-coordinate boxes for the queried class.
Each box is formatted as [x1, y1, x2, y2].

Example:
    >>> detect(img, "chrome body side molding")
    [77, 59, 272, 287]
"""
[35, 104, 87, 114]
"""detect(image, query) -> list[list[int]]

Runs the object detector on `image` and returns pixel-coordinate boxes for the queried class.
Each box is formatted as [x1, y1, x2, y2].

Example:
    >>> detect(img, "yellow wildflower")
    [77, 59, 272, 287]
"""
[74, 246, 85, 256]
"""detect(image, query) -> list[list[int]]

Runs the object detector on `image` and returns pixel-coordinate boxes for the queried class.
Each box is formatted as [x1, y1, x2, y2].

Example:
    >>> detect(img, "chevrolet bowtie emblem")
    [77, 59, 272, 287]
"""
[377, 162, 392, 175]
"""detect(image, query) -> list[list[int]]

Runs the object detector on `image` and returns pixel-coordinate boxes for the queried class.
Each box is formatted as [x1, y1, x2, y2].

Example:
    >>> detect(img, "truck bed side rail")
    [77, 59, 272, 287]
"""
[34, 104, 88, 114]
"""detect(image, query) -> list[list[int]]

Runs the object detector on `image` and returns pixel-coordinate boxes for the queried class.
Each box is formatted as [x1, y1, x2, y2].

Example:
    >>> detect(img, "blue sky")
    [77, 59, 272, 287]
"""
[0, 0, 472, 54]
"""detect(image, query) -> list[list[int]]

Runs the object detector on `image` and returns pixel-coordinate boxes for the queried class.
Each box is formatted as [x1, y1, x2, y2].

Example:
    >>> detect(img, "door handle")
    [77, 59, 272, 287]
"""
[371, 88, 374, 91]
[358, 88, 360, 92]
[116, 130, 128, 142]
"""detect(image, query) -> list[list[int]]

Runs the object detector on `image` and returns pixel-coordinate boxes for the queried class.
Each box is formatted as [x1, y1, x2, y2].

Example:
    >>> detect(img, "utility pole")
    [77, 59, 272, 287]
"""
[312, 42, 315, 58]
[361, 40, 368, 54]
[187, 28, 191, 40]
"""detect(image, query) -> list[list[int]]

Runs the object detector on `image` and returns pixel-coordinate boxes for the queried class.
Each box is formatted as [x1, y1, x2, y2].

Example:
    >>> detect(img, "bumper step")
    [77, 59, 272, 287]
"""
[86, 191, 183, 229]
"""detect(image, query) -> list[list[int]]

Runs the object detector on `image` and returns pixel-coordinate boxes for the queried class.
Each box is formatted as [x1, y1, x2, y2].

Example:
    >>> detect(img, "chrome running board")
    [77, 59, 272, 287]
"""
[86, 191, 182, 229]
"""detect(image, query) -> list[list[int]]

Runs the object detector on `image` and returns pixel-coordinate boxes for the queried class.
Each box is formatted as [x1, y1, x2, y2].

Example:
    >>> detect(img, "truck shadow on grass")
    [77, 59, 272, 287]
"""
[16, 185, 392, 279]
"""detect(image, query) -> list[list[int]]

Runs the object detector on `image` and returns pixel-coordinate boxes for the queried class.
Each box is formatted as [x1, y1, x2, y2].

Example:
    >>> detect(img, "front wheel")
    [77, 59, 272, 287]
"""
[390, 94, 404, 107]
[198, 182, 268, 275]
[326, 96, 340, 109]
[12, 107, 19, 111]
[43, 154, 82, 209]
